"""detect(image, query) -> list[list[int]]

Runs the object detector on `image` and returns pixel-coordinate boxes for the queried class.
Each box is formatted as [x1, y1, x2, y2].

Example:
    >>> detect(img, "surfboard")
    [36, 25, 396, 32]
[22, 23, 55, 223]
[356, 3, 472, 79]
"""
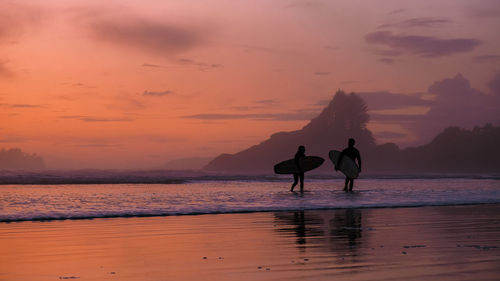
[273, 156, 324, 174]
[329, 150, 360, 179]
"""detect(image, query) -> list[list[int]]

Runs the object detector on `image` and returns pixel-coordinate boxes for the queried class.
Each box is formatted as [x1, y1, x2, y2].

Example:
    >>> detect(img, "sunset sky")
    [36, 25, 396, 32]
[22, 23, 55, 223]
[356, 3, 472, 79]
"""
[1, 0, 499, 169]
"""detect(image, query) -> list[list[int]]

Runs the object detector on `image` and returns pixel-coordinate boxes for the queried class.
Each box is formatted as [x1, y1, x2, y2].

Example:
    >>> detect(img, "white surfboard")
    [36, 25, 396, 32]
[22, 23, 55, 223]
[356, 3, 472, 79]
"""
[329, 150, 360, 179]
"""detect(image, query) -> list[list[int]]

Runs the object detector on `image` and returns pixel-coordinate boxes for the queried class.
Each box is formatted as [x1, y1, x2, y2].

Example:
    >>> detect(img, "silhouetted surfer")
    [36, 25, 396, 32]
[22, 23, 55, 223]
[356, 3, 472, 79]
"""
[291, 145, 306, 192]
[336, 138, 361, 192]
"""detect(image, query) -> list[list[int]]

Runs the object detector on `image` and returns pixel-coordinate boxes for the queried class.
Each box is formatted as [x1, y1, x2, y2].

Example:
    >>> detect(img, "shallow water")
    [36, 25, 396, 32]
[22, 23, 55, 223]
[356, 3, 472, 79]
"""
[1, 178, 499, 222]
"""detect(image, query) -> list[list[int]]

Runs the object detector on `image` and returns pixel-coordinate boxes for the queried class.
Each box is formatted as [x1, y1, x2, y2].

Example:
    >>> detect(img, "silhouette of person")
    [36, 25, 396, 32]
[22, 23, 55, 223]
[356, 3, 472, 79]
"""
[336, 138, 361, 191]
[290, 145, 306, 192]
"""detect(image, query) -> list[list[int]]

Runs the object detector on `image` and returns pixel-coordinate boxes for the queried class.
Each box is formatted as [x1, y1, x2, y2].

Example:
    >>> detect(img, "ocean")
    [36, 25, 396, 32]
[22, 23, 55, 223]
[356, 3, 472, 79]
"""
[1, 171, 499, 222]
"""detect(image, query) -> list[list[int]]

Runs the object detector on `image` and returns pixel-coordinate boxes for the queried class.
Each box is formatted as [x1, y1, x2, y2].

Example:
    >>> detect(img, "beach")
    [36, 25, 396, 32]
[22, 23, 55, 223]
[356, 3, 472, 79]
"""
[1, 204, 499, 281]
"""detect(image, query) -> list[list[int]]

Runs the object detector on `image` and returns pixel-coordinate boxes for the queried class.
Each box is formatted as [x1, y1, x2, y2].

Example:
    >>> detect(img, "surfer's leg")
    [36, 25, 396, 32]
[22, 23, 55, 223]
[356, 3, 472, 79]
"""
[299, 173, 304, 192]
[349, 179, 354, 191]
[291, 173, 299, 191]
[344, 178, 349, 191]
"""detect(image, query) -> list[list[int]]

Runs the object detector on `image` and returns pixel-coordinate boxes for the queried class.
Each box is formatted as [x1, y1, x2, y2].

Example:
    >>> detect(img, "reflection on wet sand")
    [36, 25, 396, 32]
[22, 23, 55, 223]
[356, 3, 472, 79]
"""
[1, 206, 499, 281]
[274, 209, 364, 257]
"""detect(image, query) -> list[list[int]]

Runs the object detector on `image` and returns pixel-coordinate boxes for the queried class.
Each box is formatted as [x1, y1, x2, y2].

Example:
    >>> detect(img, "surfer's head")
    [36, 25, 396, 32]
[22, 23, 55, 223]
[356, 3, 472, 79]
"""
[348, 138, 355, 147]
[298, 145, 305, 153]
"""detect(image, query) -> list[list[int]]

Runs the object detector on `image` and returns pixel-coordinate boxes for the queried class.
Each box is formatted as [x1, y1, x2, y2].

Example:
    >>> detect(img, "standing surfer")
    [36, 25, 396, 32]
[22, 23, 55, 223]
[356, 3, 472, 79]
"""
[290, 145, 306, 192]
[336, 138, 362, 192]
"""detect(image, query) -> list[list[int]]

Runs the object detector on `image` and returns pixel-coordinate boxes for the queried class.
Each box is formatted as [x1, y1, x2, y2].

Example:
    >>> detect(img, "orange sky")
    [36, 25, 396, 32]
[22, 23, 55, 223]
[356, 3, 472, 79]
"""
[1, 0, 499, 168]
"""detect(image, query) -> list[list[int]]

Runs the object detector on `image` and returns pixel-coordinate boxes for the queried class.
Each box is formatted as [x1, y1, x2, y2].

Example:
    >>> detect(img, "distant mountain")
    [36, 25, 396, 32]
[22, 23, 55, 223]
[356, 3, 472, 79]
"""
[205, 91, 500, 174]
[205, 90, 376, 173]
[0, 148, 45, 169]
[164, 157, 213, 170]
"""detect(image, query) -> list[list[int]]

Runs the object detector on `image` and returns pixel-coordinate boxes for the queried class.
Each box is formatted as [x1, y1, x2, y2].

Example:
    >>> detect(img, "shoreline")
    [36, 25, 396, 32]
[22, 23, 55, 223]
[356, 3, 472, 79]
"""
[2, 202, 500, 224]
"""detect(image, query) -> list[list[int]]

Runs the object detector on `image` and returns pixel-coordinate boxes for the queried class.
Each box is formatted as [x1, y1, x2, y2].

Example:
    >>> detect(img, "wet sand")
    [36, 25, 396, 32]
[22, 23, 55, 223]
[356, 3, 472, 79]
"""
[1, 204, 499, 280]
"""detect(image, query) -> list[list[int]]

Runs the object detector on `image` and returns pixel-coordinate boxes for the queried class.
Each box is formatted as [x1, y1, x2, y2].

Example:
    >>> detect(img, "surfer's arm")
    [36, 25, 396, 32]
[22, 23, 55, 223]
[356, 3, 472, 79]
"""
[357, 155, 362, 172]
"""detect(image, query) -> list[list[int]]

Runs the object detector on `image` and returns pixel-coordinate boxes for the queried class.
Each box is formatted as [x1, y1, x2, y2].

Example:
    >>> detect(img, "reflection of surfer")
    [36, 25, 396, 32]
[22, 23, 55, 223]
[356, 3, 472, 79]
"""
[336, 139, 361, 192]
[290, 145, 306, 192]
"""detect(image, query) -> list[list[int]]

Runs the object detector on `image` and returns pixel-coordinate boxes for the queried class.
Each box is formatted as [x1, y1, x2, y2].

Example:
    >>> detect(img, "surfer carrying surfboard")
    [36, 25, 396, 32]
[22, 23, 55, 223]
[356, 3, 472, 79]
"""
[290, 145, 306, 192]
[336, 138, 362, 192]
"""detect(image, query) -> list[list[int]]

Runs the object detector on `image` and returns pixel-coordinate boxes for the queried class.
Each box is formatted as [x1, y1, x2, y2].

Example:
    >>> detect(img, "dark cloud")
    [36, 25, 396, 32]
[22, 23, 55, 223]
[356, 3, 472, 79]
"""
[377, 17, 452, 29]
[473, 55, 500, 64]
[143, 90, 173, 97]
[416, 74, 500, 140]
[182, 111, 317, 121]
[487, 72, 500, 95]
[357, 91, 430, 110]
[374, 131, 408, 139]
[366, 74, 500, 145]
[369, 113, 424, 123]
[466, 1, 500, 18]
[60, 115, 133, 122]
[88, 18, 203, 55]
[365, 31, 480, 57]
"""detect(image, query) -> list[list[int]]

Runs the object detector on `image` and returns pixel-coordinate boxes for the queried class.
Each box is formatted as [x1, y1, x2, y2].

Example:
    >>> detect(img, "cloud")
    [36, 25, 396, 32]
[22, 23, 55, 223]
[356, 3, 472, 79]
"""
[377, 17, 452, 29]
[0, 103, 43, 108]
[487, 72, 500, 95]
[365, 31, 480, 57]
[473, 55, 500, 64]
[374, 131, 408, 139]
[466, 1, 500, 18]
[230, 99, 280, 111]
[388, 9, 406, 15]
[142, 63, 163, 68]
[255, 99, 279, 106]
[87, 17, 203, 56]
[143, 90, 173, 97]
[182, 110, 317, 121]
[60, 115, 133, 122]
[365, 74, 500, 145]
[357, 91, 431, 110]
[72, 82, 96, 88]
[73, 143, 121, 148]
[0, 136, 29, 143]
[176, 58, 223, 71]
